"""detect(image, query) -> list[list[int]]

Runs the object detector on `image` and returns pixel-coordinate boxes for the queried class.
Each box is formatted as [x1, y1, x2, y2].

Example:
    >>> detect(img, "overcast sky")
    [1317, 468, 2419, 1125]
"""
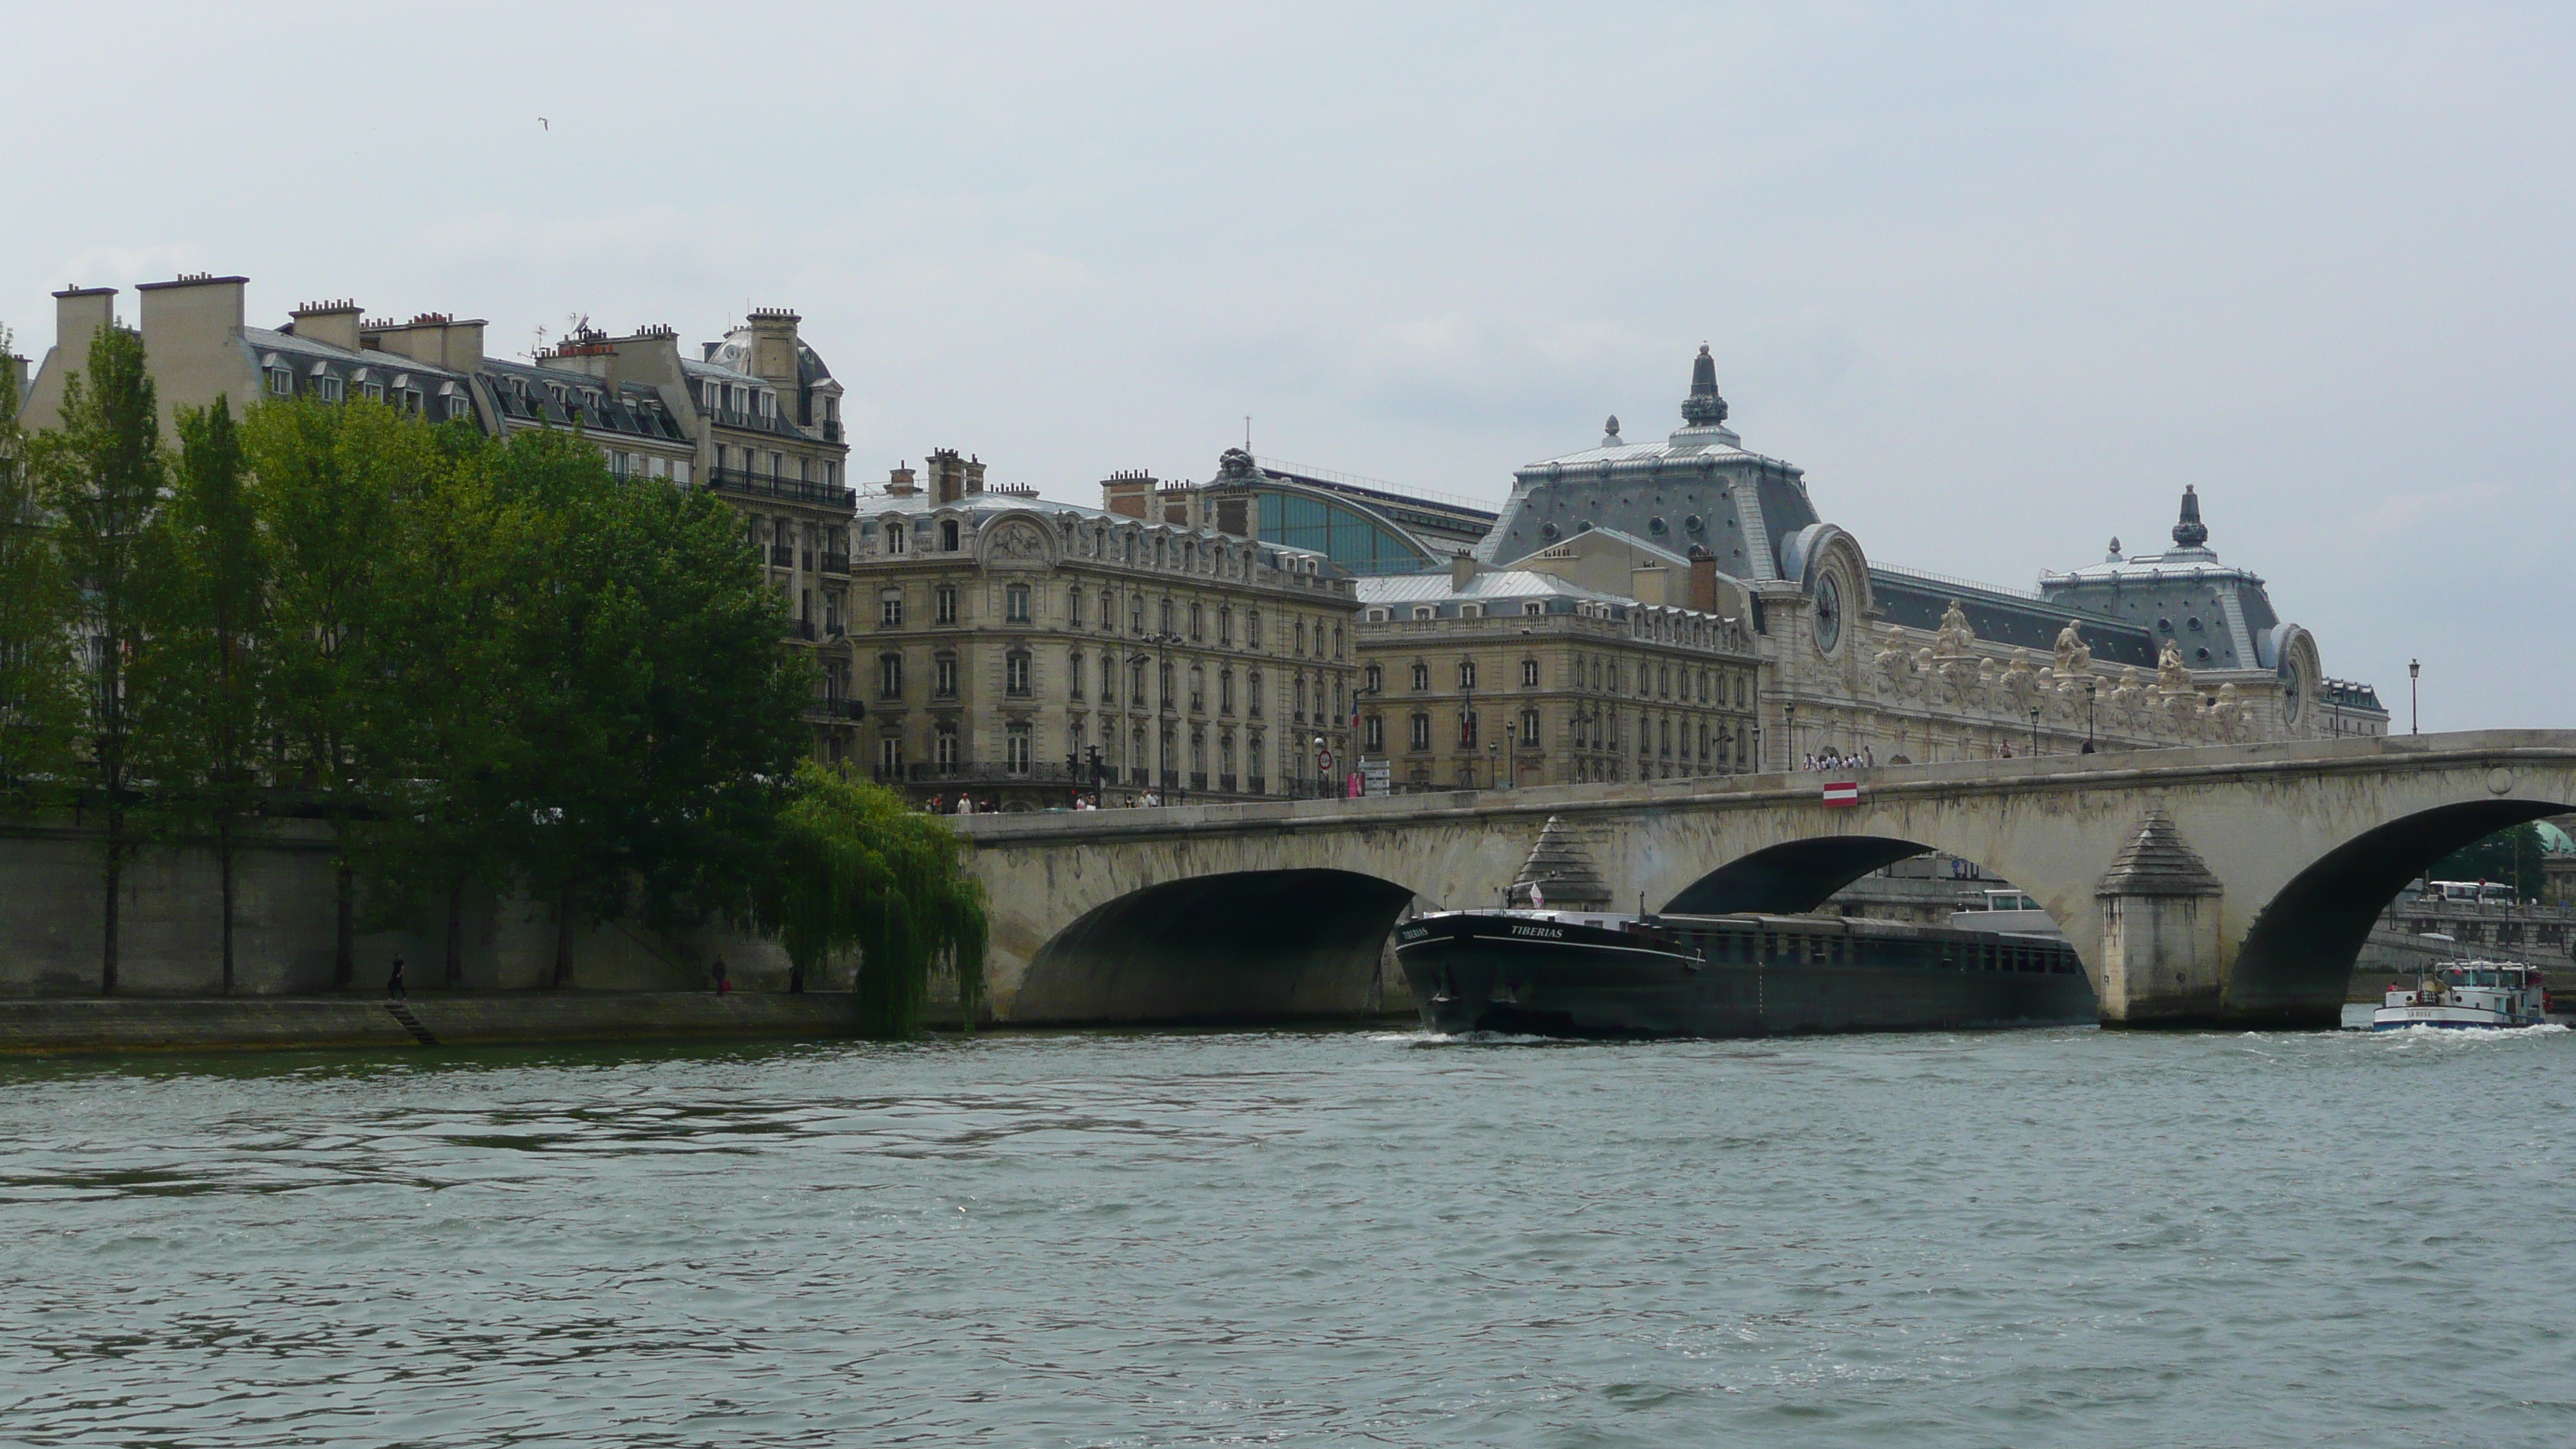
[7, 2, 2569, 725]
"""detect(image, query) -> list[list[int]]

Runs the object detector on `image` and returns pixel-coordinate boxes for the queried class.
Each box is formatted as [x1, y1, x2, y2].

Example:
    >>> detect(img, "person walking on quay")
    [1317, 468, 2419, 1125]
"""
[953, 794, 975, 815]
[386, 956, 408, 1001]
[711, 957, 732, 996]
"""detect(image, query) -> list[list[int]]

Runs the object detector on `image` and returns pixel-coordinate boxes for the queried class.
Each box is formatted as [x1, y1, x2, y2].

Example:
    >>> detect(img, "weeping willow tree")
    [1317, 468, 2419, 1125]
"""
[755, 763, 987, 1037]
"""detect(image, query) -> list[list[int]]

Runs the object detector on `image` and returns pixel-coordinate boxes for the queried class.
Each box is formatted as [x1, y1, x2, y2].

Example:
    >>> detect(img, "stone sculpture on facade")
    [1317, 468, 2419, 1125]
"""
[2054, 619, 2092, 674]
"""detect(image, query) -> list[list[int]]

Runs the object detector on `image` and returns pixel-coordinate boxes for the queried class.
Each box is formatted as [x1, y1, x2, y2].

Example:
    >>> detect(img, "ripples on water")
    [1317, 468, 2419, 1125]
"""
[1, 1013, 2571, 1447]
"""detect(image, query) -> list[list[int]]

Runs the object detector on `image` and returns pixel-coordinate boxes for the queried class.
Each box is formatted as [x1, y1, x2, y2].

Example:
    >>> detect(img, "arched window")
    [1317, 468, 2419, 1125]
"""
[1521, 657, 1540, 687]
[1411, 663, 1430, 691]
[1457, 660, 1477, 691]
[1294, 618, 1307, 656]
[1365, 663, 1382, 694]
[1159, 598, 1174, 635]
[933, 653, 959, 698]
[1158, 662, 1174, 707]
[1219, 669, 1235, 714]
[940, 519, 960, 551]
[1067, 587, 1084, 627]
[1520, 708, 1540, 746]
[884, 520, 907, 555]
[1293, 675, 1307, 720]
[1189, 602, 1204, 641]
[933, 724, 958, 769]
[877, 653, 903, 697]
[1129, 658, 1146, 703]
[1246, 611, 1262, 649]
[1218, 606, 1233, 646]
[1129, 595, 1145, 634]
[1067, 652, 1085, 700]
[1188, 665, 1204, 713]
[1101, 650, 1118, 704]
[1101, 589, 1115, 632]
[1248, 670, 1265, 718]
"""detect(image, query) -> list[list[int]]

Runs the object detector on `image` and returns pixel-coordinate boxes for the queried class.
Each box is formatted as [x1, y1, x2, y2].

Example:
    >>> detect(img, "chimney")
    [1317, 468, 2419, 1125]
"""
[53, 286, 119, 361]
[964, 454, 986, 495]
[929, 448, 966, 505]
[366, 313, 485, 375]
[885, 461, 919, 496]
[1101, 469, 1154, 519]
[135, 274, 248, 352]
[289, 299, 363, 353]
[1450, 550, 1479, 591]
[1687, 545, 1718, 613]
[744, 307, 801, 389]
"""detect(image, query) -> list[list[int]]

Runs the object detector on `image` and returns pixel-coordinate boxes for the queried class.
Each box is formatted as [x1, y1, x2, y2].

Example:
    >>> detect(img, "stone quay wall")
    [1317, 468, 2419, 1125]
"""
[0, 992, 862, 1057]
[0, 814, 811, 999]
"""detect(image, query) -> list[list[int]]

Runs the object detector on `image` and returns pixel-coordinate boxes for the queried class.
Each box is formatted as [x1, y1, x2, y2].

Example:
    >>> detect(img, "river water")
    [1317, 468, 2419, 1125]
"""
[2, 1015, 2571, 1447]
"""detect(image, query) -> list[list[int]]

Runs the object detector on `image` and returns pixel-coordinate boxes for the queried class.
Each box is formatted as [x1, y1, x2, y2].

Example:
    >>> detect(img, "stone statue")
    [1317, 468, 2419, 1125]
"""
[2054, 618, 2092, 674]
[1874, 628, 1913, 694]
[2156, 639, 2194, 691]
[2002, 652, 2038, 708]
[1934, 600, 1975, 656]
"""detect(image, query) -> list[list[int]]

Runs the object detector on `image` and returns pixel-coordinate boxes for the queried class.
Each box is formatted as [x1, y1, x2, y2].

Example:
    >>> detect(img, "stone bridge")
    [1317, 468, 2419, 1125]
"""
[950, 731, 2576, 1029]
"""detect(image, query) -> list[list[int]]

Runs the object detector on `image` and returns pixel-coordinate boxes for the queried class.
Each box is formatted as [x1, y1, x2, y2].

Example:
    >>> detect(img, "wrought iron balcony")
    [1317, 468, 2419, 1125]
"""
[705, 467, 857, 511]
[803, 698, 867, 721]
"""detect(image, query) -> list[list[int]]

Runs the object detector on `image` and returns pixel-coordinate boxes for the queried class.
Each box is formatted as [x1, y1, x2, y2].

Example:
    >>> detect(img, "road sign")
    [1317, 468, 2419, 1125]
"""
[1821, 780, 1859, 807]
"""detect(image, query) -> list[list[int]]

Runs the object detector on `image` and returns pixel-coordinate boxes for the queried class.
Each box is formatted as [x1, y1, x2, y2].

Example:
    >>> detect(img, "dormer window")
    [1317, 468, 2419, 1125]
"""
[265, 365, 293, 396]
[310, 367, 344, 403]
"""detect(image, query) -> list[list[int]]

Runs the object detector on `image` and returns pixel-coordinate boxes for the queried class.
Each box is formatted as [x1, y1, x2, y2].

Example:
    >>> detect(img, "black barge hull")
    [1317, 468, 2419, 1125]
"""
[1395, 912, 2097, 1038]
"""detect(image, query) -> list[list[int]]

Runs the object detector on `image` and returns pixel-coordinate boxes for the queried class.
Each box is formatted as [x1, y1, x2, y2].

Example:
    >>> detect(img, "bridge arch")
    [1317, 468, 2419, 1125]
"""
[2229, 796, 2574, 1019]
[1662, 836, 1941, 916]
[1012, 868, 1416, 1024]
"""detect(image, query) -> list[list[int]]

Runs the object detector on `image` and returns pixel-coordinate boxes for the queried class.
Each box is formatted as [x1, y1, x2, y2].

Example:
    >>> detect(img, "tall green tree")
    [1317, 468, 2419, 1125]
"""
[0, 351, 80, 808]
[135, 398, 268, 994]
[752, 763, 987, 1036]
[31, 326, 165, 994]
[471, 428, 809, 985]
[243, 397, 433, 988]
[361, 421, 515, 988]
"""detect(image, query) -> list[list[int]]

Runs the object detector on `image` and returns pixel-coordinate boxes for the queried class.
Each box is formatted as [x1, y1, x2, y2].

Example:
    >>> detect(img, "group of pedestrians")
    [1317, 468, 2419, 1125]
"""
[1801, 747, 1875, 772]
[927, 793, 1002, 815]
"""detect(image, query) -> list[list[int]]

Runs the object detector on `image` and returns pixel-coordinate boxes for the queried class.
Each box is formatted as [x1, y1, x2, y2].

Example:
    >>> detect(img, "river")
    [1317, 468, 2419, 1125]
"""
[2, 1013, 2571, 1447]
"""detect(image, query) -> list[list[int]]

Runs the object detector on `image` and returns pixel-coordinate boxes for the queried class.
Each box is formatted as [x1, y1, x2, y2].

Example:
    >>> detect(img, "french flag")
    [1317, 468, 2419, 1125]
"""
[1821, 781, 1860, 807]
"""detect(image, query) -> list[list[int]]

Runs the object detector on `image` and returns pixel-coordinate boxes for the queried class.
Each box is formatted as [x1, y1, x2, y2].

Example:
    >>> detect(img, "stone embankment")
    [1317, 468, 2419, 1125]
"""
[0, 992, 860, 1057]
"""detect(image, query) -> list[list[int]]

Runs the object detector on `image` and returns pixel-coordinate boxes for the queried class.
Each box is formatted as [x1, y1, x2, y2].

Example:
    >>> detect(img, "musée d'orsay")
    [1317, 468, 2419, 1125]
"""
[13, 276, 2386, 807]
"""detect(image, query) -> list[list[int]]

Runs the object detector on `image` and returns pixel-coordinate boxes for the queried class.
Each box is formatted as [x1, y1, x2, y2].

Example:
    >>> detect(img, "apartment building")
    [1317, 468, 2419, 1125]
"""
[857, 452, 1361, 807]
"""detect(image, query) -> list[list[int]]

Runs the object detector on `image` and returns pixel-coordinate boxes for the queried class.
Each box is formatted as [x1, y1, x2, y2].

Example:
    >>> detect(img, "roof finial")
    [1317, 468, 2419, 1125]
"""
[2171, 485, 2209, 550]
[1680, 343, 1728, 427]
[1601, 414, 1622, 445]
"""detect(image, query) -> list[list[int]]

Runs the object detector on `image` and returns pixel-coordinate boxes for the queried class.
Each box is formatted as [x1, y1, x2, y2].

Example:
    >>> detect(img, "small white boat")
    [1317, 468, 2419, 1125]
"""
[2373, 960, 2550, 1030]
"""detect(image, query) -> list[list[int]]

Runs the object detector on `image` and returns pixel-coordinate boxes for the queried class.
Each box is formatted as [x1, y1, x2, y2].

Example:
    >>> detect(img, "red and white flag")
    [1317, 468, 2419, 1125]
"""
[1821, 780, 1860, 807]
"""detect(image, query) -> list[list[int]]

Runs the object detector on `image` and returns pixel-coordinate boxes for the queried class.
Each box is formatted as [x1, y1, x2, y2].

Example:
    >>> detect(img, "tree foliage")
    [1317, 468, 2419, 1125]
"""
[31, 325, 163, 993]
[2430, 823, 2551, 903]
[0, 350, 79, 803]
[14, 366, 983, 1016]
[753, 762, 986, 1036]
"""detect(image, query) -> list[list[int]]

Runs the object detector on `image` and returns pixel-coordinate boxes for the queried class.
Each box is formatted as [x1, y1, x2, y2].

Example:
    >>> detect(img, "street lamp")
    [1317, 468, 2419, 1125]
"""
[2409, 659, 2421, 735]
[2084, 680, 2098, 753]
[1783, 702, 1797, 771]
[2029, 706, 2040, 758]
[1314, 734, 1328, 796]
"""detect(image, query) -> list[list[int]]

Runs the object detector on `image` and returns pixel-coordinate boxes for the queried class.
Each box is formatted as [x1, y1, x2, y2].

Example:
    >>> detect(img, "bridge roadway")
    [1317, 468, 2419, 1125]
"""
[948, 730, 2576, 1030]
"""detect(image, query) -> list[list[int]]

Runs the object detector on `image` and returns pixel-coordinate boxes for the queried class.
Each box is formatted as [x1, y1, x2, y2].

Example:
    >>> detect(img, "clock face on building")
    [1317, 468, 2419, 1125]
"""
[1814, 573, 1844, 654]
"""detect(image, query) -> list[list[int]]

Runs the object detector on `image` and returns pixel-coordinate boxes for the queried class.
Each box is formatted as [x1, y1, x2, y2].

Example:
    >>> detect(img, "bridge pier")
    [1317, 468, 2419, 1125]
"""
[2095, 813, 2228, 1025]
